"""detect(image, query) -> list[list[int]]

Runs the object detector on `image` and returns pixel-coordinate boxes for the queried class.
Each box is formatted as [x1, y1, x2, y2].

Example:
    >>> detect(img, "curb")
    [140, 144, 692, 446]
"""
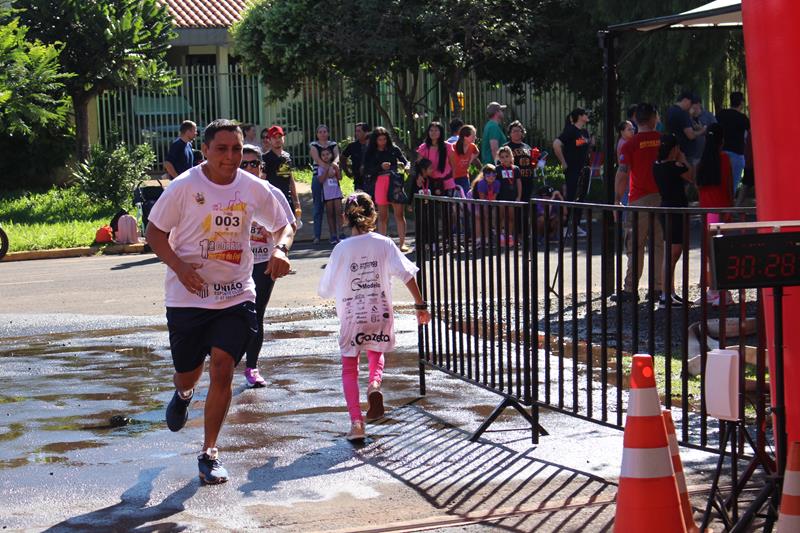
[1, 243, 147, 263]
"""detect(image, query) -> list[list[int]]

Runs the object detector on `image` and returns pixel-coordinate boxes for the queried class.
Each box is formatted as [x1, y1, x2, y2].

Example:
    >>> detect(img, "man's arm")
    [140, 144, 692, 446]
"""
[340, 145, 353, 177]
[553, 139, 566, 169]
[265, 224, 294, 280]
[290, 178, 300, 216]
[490, 139, 500, 163]
[164, 161, 178, 179]
[683, 125, 705, 140]
[145, 223, 205, 293]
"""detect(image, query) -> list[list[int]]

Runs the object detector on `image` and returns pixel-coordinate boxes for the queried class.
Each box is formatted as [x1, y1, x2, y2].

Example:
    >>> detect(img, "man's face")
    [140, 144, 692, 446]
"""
[355, 126, 365, 141]
[245, 126, 256, 139]
[690, 103, 701, 117]
[679, 98, 691, 111]
[186, 126, 198, 140]
[270, 134, 285, 150]
[576, 114, 589, 128]
[495, 110, 504, 121]
[202, 129, 243, 179]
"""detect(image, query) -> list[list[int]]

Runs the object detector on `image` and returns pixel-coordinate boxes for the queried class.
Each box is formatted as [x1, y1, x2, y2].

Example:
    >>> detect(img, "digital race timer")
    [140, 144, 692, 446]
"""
[711, 230, 800, 290]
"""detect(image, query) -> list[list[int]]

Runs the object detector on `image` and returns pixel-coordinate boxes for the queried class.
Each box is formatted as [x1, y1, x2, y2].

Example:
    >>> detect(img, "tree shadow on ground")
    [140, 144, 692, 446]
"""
[43, 467, 198, 532]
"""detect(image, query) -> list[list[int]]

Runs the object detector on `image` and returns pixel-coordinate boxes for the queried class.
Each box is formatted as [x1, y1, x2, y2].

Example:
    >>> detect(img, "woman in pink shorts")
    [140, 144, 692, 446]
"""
[362, 127, 411, 251]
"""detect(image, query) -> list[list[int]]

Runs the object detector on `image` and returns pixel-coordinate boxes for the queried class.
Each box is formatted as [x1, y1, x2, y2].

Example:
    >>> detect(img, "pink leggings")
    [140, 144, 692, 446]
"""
[341, 351, 384, 422]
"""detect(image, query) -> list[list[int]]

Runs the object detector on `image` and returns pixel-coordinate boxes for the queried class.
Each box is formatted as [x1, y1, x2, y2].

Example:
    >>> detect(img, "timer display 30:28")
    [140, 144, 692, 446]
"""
[712, 232, 800, 289]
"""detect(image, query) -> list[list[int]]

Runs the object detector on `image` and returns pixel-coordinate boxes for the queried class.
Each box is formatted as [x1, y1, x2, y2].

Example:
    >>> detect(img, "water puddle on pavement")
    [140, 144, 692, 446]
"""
[0, 311, 347, 470]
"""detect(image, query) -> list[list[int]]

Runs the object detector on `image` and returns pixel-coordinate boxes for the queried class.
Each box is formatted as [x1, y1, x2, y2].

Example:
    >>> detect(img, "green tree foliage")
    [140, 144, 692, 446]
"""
[72, 143, 156, 209]
[233, 0, 590, 152]
[0, 15, 70, 137]
[16, 0, 179, 161]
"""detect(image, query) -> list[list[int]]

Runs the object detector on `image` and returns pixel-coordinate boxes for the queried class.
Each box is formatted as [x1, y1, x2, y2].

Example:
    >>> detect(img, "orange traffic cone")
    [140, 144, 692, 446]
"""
[663, 409, 699, 533]
[614, 354, 687, 532]
[778, 441, 800, 532]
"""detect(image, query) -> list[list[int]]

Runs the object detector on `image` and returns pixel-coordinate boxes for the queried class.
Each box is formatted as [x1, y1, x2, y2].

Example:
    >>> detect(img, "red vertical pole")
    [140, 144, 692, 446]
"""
[742, 0, 800, 443]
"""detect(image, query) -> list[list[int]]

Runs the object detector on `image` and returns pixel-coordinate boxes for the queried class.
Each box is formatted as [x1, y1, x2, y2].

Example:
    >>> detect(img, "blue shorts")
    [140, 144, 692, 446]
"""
[166, 301, 257, 373]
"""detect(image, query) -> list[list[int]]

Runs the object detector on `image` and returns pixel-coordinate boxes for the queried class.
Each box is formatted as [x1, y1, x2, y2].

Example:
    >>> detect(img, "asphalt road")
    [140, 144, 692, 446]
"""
[0, 242, 418, 317]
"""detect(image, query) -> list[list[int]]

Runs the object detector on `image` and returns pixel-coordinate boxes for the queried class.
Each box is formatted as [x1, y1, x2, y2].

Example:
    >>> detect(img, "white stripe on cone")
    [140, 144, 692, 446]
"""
[620, 447, 675, 478]
[784, 474, 800, 497]
[627, 389, 662, 417]
[778, 513, 800, 532]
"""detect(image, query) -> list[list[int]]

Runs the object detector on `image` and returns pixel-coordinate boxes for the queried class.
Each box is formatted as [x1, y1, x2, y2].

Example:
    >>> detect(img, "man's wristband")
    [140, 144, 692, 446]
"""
[414, 302, 428, 310]
[274, 243, 290, 256]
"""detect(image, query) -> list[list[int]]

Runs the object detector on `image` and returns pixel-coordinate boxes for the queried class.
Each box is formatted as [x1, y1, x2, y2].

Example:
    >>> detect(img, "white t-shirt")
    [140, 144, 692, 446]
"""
[148, 165, 290, 309]
[318, 232, 419, 356]
[250, 181, 296, 264]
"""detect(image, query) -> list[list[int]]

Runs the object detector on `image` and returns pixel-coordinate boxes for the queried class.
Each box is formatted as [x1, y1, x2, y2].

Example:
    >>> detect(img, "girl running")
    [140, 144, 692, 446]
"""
[318, 192, 430, 441]
[318, 146, 343, 243]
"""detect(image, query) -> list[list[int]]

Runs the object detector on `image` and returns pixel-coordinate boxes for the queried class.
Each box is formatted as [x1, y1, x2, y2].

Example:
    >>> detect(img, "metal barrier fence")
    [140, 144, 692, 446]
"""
[96, 65, 585, 168]
[414, 194, 769, 456]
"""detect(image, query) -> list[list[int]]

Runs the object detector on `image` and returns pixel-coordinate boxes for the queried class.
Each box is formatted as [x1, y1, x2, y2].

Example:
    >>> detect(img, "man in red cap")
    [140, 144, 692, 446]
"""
[261, 125, 301, 221]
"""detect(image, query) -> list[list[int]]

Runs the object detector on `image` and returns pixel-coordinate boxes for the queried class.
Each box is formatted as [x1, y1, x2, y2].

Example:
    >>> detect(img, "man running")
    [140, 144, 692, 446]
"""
[146, 119, 293, 484]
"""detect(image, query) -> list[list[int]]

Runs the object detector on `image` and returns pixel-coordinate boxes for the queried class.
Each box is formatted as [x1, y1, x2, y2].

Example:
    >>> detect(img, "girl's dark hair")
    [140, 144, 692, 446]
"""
[343, 191, 377, 232]
[455, 124, 476, 155]
[471, 164, 496, 192]
[616, 121, 631, 142]
[424, 121, 447, 173]
[657, 133, 678, 161]
[364, 126, 395, 163]
[411, 157, 433, 180]
[697, 123, 724, 186]
[319, 146, 334, 158]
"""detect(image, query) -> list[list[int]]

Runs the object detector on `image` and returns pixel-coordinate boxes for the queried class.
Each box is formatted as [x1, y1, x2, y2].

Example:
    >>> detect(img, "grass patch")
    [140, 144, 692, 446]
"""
[294, 168, 356, 198]
[0, 188, 119, 252]
[2, 219, 109, 252]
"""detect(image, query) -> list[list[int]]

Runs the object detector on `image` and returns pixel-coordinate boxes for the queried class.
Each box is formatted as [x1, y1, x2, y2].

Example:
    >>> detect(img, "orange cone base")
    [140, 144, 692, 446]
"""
[614, 476, 688, 533]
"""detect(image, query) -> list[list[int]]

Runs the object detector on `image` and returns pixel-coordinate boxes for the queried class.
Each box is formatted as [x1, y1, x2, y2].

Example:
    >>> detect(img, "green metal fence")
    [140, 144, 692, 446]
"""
[96, 65, 588, 170]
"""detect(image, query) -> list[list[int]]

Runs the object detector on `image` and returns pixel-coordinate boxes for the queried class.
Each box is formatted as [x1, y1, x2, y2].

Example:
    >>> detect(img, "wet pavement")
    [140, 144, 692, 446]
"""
[0, 308, 727, 532]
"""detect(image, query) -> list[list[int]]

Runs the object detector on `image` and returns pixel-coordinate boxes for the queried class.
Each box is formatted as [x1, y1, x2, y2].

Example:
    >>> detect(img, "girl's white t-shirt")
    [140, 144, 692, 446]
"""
[147, 165, 290, 309]
[250, 180, 296, 264]
[318, 232, 419, 356]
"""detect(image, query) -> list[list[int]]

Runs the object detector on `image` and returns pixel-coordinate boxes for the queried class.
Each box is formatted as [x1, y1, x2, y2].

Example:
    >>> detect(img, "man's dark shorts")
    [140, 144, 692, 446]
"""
[166, 301, 257, 373]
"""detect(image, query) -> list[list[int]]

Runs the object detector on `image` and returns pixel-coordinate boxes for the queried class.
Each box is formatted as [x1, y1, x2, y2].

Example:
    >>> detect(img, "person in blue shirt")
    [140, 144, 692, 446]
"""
[165, 120, 198, 179]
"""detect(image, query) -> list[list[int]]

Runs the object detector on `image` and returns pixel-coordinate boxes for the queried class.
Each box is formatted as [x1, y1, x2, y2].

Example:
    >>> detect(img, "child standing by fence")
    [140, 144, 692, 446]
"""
[318, 146, 343, 243]
[318, 192, 430, 441]
[496, 146, 522, 247]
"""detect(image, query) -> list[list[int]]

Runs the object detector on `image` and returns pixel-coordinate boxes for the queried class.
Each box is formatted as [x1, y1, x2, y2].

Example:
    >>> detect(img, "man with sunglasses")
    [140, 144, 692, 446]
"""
[240, 144, 296, 388]
[261, 126, 301, 221]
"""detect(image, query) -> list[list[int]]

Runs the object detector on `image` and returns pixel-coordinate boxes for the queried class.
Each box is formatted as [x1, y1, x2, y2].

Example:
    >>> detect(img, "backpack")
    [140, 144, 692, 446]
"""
[95, 225, 114, 244]
[114, 214, 140, 244]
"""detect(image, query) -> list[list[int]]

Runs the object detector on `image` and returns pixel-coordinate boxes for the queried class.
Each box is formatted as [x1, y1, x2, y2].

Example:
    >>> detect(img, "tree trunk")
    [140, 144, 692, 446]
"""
[72, 92, 91, 162]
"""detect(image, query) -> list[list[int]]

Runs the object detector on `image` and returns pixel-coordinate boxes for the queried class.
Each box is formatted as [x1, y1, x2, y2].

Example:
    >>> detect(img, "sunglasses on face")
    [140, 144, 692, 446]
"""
[240, 160, 261, 169]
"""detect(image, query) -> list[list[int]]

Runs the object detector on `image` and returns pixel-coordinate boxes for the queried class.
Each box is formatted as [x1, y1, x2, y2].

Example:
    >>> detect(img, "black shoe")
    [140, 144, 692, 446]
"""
[198, 450, 228, 484]
[609, 291, 637, 303]
[165, 390, 191, 432]
[645, 289, 662, 301]
[659, 293, 685, 308]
